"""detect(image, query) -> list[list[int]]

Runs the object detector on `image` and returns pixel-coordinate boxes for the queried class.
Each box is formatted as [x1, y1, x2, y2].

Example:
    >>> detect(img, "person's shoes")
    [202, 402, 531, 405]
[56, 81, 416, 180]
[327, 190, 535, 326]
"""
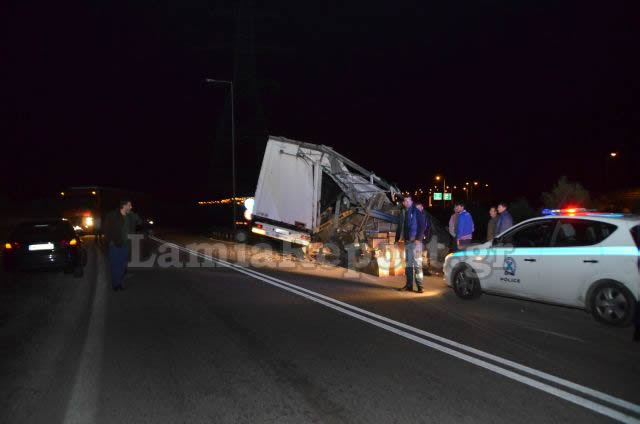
[417, 287, 424, 293]
[397, 286, 412, 292]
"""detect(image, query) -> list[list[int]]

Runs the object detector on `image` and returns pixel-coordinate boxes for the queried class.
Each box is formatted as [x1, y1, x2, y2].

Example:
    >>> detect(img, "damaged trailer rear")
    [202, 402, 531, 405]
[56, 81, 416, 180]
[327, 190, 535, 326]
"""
[251, 136, 448, 274]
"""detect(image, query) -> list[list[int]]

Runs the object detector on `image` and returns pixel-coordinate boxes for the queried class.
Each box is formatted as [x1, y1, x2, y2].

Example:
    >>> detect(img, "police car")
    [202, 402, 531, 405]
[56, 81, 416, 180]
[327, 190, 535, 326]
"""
[443, 209, 640, 326]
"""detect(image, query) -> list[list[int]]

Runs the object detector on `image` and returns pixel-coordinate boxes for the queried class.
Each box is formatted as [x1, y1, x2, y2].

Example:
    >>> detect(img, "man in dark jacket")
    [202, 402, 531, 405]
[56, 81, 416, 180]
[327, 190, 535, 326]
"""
[104, 199, 140, 291]
[495, 202, 514, 236]
[415, 203, 429, 244]
[395, 196, 423, 293]
[487, 206, 499, 241]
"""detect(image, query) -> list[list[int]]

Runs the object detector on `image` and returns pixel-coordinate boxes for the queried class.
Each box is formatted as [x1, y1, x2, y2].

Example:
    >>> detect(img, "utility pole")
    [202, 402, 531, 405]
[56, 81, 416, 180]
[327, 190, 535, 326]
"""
[206, 79, 236, 231]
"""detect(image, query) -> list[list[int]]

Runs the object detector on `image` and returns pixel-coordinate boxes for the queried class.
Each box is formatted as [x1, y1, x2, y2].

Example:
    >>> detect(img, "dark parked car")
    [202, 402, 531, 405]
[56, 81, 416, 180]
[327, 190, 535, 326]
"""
[3, 220, 87, 277]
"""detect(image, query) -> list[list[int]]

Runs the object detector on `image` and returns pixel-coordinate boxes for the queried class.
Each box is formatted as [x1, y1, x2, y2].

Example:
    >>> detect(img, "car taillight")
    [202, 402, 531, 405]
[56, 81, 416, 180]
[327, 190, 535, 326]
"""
[61, 238, 78, 247]
[256, 224, 263, 229]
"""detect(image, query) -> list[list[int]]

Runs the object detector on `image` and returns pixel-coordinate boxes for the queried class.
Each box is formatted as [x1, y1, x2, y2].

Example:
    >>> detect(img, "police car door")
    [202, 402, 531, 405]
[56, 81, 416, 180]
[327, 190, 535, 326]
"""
[492, 219, 557, 299]
[546, 219, 613, 307]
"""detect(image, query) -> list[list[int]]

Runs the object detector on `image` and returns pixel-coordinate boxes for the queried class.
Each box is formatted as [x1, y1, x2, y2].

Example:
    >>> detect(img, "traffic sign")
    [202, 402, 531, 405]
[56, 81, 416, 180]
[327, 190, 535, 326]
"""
[433, 192, 443, 200]
[444, 193, 452, 201]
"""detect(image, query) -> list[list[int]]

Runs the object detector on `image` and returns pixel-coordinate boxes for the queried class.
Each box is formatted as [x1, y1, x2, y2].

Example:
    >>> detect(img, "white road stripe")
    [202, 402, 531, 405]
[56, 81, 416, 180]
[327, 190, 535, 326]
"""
[63, 246, 107, 424]
[152, 236, 640, 423]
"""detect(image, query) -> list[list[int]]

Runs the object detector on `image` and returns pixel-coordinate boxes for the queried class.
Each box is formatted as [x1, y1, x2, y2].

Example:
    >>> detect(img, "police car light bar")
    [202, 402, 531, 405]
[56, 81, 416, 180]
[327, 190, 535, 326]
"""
[541, 208, 594, 216]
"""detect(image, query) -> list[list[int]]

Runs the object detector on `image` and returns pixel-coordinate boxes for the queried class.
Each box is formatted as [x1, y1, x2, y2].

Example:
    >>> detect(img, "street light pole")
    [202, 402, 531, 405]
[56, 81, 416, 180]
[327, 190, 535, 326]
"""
[442, 177, 446, 208]
[206, 78, 236, 232]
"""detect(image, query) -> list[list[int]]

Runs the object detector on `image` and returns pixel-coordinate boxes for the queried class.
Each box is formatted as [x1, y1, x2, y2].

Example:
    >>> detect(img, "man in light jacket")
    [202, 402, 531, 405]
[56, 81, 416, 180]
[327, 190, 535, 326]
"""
[454, 201, 474, 250]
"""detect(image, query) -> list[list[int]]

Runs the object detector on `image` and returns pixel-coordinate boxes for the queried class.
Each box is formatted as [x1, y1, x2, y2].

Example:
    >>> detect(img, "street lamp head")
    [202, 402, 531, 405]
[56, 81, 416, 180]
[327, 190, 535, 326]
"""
[206, 78, 232, 85]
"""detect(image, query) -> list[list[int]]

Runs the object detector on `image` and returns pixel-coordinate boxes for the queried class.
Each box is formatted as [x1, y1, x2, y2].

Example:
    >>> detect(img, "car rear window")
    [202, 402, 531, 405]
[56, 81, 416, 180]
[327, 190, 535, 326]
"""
[631, 225, 640, 248]
[554, 219, 617, 247]
[13, 222, 74, 239]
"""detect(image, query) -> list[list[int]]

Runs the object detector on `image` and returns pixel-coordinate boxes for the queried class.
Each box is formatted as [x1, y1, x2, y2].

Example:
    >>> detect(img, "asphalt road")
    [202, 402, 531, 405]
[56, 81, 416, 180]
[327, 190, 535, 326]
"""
[1, 234, 639, 424]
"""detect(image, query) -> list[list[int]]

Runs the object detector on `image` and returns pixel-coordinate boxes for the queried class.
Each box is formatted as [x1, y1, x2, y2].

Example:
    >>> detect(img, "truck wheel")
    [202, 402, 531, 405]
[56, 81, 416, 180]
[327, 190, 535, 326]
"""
[453, 266, 482, 299]
[235, 230, 248, 243]
[590, 281, 635, 327]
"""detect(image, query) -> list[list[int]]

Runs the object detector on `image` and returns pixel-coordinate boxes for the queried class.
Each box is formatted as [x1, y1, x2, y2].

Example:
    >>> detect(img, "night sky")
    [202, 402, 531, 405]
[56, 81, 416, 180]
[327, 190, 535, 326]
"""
[3, 1, 639, 204]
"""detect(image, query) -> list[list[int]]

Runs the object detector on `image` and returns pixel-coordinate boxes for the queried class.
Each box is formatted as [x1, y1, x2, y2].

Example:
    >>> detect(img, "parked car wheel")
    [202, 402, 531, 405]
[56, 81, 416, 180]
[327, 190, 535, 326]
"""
[453, 266, 482, 299]
[590, 281, 635, 327]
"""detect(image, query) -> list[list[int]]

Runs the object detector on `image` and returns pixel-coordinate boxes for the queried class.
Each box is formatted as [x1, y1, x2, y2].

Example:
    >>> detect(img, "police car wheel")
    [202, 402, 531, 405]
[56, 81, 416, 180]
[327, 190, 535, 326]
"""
[453, 266, 482, 299]
[590, 281, 635, 327]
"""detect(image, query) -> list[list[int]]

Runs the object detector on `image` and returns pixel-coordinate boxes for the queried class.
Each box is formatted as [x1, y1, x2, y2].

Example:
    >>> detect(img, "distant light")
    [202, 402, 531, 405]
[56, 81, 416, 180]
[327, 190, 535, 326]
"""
[84, 216, 94, 227]
[474, 182, 478, 186]
[485, 184, 489, 187]
[244, 197, 255, 214]
[91, 191, 96, 195]
[465, 182, 469, 186]
[610, 152, 617, 157]
[4, 243, 12, 250]
[435, 176, 441, 181]
[148, 220, 154, 225]
[60, 192, 65, 196]
[243, 210, 252, 221]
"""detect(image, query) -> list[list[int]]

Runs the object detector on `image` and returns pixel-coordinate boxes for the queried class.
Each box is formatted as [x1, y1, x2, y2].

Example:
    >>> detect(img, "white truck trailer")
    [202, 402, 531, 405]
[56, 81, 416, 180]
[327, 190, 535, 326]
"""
[251, 136, 401, 259]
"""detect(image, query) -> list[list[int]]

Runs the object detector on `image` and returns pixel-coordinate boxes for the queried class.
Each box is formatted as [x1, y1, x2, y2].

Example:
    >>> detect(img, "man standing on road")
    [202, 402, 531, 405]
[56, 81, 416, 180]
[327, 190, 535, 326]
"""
[415, 203, 431, 276]
[454, 201, 474, 250]
[496, 202, 514, 236]
[104, 199, 140, 291]
[487, 206, 499, 241]
[395, 196, 423, 293]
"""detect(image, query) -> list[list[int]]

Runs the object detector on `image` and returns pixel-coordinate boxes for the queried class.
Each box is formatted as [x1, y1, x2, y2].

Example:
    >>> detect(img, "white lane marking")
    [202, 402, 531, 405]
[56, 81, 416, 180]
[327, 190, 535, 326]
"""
[63, 247, 107, 424]
[152, 237, 640, 423]
[158, 238, 640, 416]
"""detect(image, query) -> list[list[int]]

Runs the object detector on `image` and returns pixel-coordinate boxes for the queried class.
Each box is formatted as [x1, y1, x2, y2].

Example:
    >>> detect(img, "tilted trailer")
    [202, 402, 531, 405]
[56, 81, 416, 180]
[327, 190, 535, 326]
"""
[250, 136, 451, 275]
